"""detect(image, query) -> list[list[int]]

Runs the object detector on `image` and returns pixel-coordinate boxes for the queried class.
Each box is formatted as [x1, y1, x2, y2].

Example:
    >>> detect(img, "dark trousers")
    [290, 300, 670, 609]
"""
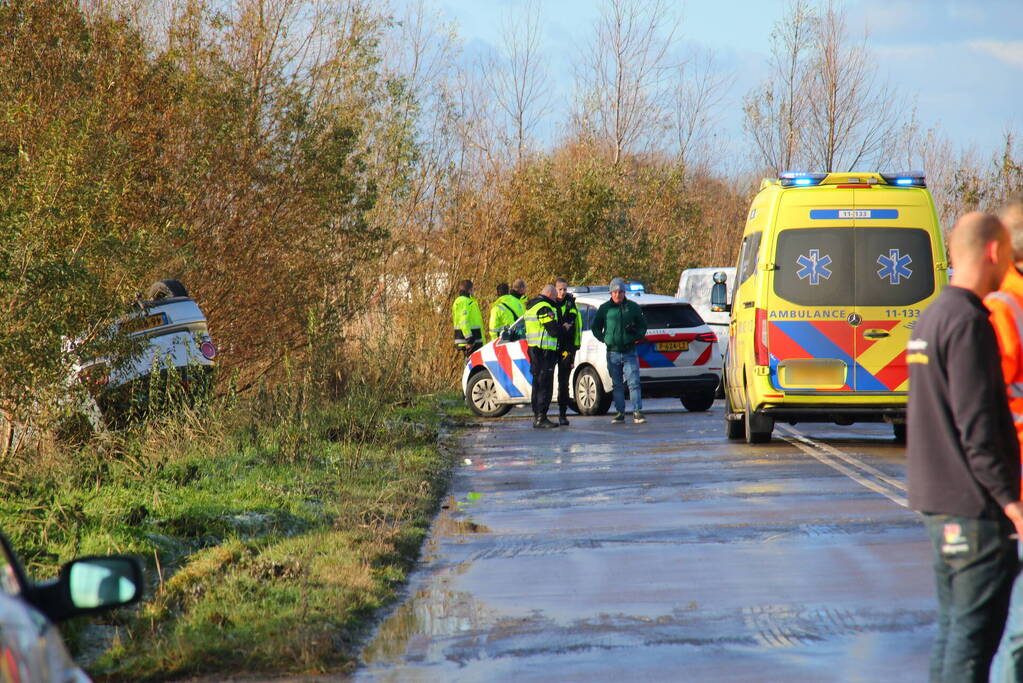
[529, 347, 557, 418]
[923, 513, 1018, 682]
[557, 351, 575, 415]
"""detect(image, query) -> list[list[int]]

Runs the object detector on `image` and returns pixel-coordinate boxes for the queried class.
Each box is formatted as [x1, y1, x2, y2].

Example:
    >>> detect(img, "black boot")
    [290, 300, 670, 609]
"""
[535, 414, 558, 428]
[558, 411, 569, 426]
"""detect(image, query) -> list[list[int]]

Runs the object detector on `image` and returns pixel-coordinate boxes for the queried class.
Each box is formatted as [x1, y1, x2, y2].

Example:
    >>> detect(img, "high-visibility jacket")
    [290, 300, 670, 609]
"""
[986, 265, 1023, 460]
[557, 295, 583, 351]
[489, 294, 525, 340]
[452, 294, 483, 348]
[524, 296, 560, 351]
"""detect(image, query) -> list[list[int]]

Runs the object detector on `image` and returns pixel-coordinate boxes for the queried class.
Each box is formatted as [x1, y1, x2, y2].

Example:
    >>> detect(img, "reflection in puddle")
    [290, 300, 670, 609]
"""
[361, 586, 495, 665]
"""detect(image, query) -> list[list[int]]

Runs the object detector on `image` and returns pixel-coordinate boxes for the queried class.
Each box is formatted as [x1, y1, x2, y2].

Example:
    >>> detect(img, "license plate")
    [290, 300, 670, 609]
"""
[656, 341, 688, 352]
[123, 313, 167, 334]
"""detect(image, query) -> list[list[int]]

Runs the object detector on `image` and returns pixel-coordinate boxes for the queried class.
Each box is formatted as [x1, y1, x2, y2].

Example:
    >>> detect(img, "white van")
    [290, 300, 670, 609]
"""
[675, 267, 736, 363]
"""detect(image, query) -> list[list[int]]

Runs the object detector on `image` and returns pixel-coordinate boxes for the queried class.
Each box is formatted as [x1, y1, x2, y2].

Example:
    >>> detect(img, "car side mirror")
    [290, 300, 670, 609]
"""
[66, 557, 143, 610]
[710, 281, 731, 313]
[29, 555, 144, 623]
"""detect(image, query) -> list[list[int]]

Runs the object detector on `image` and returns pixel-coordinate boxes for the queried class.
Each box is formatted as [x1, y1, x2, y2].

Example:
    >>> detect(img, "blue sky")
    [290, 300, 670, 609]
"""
[436, 0, 1023, 169]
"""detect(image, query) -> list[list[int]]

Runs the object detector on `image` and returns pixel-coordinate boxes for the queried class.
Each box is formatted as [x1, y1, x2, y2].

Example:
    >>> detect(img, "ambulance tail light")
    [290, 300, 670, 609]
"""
[754, 308, 769, 366]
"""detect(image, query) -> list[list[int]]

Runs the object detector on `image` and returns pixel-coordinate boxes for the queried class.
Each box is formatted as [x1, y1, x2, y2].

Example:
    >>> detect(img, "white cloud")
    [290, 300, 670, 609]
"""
[968, 40, 1023, 70]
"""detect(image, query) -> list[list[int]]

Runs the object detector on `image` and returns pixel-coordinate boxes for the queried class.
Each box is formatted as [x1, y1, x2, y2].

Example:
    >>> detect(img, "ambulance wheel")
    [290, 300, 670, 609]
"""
[681, 390, 715, 412]
[744, 390, 773, 444]
[575, 366, 611, 415]
[893, 423, 906, 444]
[466, 371, 511, 418]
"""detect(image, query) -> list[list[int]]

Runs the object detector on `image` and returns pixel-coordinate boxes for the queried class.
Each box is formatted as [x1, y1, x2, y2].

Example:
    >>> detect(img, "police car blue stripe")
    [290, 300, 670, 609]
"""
[513, 358, 533, 387]
[485, 360, 523, 397]
[636, 343, 676, 368]
[772, 322, 888, 391]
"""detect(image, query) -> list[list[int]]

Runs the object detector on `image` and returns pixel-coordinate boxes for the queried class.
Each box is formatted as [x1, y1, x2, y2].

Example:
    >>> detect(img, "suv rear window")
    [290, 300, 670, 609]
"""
[773, 227, 935, 307]
[642, 304, 704, 329]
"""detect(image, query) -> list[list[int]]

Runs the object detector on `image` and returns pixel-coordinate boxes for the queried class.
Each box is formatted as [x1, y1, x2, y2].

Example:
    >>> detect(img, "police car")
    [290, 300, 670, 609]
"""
[462, 284, 721, 417]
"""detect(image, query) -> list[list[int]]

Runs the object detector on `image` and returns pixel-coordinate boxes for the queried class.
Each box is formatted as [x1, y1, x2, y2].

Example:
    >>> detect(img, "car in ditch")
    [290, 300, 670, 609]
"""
[73, 279, 217, 427]
[462, 284, 722, 417]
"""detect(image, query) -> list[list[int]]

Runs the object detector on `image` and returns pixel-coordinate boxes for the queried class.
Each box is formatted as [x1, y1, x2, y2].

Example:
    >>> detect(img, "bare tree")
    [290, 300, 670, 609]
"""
[479, 0, 551, 165]
[672, 47, 731, 175]
[742, 0, 816, 174]
[576, 0, 677, 165]
[803, 1, 902, 171]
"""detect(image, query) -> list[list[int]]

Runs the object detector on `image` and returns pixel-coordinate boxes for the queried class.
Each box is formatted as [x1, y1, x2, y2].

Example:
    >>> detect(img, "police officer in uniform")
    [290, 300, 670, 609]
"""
[512, 279, 527, 308]
[489, 282, 526, 341]
[525, 284, 562, 428]
[555, 277, 583, 426]
[452, 279, 483, 357]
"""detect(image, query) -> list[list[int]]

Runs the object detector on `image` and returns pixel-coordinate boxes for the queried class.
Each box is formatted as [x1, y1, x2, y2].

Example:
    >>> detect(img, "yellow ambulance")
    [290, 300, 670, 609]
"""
[714, 171, 948, 443]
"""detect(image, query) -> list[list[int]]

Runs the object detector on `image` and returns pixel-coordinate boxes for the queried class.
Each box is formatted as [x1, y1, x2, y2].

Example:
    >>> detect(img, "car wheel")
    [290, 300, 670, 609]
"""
[680, 390, 715, 412]
[744, 388, 773, 444]
[147, 279, 189, 300]
[574, 366, 611, 415]
[466, 371, 511, 418]
[893, 423, 906, 444]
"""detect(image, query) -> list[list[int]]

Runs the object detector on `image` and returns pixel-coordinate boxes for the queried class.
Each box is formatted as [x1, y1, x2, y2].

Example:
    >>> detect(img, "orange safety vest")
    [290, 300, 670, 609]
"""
[985, 266, 1023, 460]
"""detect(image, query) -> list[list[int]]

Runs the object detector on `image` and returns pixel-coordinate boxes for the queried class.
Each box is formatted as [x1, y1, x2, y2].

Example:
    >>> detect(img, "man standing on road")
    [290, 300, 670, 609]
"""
[984, 201, 1023, 682]
[592, 278, 647, 424]
[452, 279, 483, 357]
[489, 282, 526, 341]
[525, 284, 562, 429]
[907, 211, 1023, 683]
[555, 277, 583, 426]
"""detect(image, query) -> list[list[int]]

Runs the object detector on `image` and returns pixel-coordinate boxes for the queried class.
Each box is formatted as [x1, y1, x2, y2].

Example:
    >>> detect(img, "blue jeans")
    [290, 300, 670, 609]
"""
[607, 350, 642, 414]
[990, 541, 1023, 682]
[922, 513, 1017, 683]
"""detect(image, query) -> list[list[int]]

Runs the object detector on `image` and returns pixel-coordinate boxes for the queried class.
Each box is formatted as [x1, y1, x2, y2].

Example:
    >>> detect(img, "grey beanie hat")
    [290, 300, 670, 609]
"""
[609, 277, 626, 292]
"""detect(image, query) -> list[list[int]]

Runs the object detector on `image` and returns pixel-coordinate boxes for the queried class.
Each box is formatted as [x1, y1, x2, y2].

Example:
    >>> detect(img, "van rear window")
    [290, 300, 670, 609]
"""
[773, 227, 935, 307]
[642, 304, 704, 329]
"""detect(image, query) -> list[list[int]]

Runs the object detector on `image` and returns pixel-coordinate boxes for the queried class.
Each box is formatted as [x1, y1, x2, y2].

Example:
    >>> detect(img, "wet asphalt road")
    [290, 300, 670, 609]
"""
[355, 398, 934, 682]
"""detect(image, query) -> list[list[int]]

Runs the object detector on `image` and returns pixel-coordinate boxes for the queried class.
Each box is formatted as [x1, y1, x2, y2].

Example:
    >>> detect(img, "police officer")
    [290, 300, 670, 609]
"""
[525, 284, 562, 428]
[452, 279, 483, 357]
[511, 279, 527, 307]
[554, 277, 583, 425]
[489, 282, 526, 341]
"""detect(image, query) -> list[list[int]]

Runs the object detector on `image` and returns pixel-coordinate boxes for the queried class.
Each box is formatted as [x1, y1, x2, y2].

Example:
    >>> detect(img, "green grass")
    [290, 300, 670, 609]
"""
[0, 387, 471, 681]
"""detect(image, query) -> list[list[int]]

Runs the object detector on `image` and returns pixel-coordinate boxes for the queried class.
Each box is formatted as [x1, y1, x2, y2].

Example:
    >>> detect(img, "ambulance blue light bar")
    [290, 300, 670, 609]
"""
[880, 171, 926, 188]
[779, 171, 828, 187]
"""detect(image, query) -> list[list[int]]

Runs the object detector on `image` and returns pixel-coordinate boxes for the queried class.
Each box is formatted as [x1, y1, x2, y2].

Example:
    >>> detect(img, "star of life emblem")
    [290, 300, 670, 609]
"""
[877, 249, 913, 285]
[796, 249, 832, 286]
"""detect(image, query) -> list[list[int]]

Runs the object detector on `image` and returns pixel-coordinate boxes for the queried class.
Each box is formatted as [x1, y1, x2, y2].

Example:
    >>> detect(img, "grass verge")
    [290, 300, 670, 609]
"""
[0, 385, 471, 681]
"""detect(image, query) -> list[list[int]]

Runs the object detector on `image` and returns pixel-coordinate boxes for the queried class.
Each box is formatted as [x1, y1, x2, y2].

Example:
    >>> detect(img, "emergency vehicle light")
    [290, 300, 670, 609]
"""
[779, 171, 828, 187]
[628, 283, 645, 292]
[880, 171, 926, 188]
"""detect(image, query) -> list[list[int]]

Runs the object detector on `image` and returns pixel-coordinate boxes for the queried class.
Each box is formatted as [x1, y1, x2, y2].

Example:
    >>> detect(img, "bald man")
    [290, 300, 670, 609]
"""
[907, 212, 1023, 682]
[524, 284, 564, 428]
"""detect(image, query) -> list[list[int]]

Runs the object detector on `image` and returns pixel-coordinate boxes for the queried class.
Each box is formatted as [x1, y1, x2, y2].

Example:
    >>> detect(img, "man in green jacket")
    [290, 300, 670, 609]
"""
[592, 277, 648, 424]
[489, 282, 526, 341]
[452, 279, 483, 356]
